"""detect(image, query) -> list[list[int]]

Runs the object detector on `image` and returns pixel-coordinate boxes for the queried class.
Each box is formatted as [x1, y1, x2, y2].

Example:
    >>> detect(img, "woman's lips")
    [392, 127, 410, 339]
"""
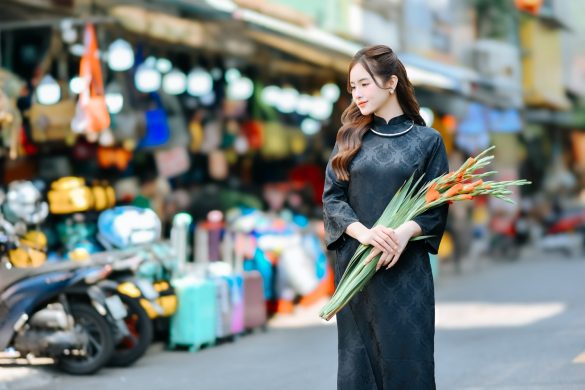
[357, 101, 367, 107]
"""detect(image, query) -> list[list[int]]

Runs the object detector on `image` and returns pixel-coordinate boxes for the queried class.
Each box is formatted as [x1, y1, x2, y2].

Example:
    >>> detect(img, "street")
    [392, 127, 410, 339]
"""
[3, 250, 585, 390]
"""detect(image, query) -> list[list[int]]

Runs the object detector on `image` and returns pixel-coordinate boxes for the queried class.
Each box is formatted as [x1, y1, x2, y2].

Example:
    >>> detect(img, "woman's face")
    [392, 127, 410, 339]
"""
[349, 62, 393, 116]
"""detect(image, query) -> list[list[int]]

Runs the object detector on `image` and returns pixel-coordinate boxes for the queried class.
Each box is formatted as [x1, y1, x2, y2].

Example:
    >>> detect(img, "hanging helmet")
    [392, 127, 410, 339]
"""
[8, 230, 48, 268]
[3, 181, 49, 225]
[97, 206, 161, 249]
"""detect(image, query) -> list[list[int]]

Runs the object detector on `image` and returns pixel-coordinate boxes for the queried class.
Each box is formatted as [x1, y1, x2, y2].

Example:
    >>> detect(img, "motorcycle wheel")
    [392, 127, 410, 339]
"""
[57, 303, 114, 375]
[108, 294, 153, 367]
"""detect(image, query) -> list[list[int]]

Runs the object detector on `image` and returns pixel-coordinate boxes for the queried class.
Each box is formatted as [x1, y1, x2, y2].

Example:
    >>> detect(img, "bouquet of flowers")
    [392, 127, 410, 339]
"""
[319, 146, 530, 321]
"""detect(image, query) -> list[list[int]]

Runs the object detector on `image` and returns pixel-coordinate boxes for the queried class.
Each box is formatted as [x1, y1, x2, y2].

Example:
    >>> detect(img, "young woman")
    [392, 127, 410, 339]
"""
[323, 45, 449, 389]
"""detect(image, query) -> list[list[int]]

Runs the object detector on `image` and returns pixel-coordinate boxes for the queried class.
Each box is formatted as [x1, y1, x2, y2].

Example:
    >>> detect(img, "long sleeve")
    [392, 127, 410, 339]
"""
[322, 145, 359, 251]
[412, 134, 450, 254]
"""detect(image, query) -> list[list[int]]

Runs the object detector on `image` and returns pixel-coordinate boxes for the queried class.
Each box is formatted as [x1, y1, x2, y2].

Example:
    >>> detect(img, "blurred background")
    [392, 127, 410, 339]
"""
[0, 0, 585, 389]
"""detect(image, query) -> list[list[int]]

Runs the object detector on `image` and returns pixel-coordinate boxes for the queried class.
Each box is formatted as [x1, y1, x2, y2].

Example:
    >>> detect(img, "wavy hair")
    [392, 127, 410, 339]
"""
[331, 45, 425, 181]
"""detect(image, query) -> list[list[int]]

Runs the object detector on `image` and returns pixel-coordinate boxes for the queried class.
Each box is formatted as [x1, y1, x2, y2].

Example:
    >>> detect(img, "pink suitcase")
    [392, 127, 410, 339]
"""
[243, 270, 267, 331]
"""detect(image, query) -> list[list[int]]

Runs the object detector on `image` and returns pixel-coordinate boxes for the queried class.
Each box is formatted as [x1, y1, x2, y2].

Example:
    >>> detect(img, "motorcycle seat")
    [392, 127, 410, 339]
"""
[0, 261, 87, 293]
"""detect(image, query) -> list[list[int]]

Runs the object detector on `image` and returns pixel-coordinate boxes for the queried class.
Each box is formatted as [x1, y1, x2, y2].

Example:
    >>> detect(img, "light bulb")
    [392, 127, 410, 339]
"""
[261, 85, 281, 106]
[163, 69, 187, 95]
[321, 83, 340, 102]
[275, 87, 299, 114]
[69, 76, 84, 95]
[108, 39, 134, 72]
[309, 97, 332, 120]
[135, 63, 161, 93]
[36, 75, 61, 105]
[227, 77, 253, 100]
[187, 68, 213, 97]
[301, 118, 321, 135]
[296, 94, 313, 115]
[224, 68, 241, 83]
[105, 93, 124, 114]
[156, 58, 172, 73]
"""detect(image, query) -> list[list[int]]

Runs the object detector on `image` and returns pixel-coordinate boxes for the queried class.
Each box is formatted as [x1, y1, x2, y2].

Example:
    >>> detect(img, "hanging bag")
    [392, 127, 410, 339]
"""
[137, 93, 170, 149]
[71, 23, 110, 134]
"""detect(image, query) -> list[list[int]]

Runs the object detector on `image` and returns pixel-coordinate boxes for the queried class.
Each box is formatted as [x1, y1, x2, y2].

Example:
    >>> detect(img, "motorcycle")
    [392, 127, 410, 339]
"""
[90, 251, 156, 367]
[538, 206, 585, 257]
[0, 209, 130, 375]
[89, 207, 177, 366]
[0, 258, 128, 375]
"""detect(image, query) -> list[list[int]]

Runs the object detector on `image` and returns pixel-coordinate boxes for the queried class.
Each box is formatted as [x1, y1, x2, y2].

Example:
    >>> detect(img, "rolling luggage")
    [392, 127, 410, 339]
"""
[195, 223, 233, 340]
[233, 232, 267, 331]
[226, 274, 245, 335]
[242, 270, 267, 331]
[169, 276, 217, 352]
[213, 276, 232, 339]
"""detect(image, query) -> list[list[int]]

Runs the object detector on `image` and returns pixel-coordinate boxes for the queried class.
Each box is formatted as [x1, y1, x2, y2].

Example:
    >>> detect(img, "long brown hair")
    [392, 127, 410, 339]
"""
[332, 45, 425, 181]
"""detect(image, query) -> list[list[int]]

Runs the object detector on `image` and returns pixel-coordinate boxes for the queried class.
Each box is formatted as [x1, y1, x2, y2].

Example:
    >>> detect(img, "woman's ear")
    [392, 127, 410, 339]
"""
[386, 75, 398, 94]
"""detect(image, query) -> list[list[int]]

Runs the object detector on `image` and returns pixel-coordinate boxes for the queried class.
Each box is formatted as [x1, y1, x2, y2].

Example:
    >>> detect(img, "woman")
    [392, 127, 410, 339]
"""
[323, 45, 449, 389]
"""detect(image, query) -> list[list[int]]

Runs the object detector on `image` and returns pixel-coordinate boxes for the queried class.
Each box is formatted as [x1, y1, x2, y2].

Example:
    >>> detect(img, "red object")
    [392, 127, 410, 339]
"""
[20, 126, 38, 155]
[515, 0, 543, 15]
[288, 163, 325, 205]
[241, 120, 263, 150]
[547, 211, 585, 234]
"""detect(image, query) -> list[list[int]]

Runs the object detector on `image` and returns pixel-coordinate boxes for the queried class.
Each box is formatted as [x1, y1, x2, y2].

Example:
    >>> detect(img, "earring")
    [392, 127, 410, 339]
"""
[389, 88, 394, 94]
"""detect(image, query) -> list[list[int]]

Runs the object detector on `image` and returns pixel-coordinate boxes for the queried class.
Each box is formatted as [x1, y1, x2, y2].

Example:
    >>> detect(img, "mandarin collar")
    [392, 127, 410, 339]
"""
[371, 114, 413, 135]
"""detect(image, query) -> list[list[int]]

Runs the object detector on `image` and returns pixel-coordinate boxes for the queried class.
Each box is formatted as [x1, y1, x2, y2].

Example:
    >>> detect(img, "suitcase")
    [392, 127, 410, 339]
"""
[225, 274, 244, 335]
[244, 247, 274, 300]
[169, 276, 217, 352]
[213, 276, 233, 339]
[243, 270, 267, 331]
[220, 232, 245, 335]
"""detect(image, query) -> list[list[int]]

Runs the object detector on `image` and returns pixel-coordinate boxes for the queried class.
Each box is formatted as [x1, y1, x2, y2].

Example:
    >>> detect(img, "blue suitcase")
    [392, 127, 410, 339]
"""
[169, 277, 217, 352]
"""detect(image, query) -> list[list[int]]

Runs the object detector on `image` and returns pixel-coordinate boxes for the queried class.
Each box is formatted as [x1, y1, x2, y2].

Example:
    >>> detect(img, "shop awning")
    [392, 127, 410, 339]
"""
[398, 53, 479, 95]
[245, 29, 350, 73]
[202, 0, 479, 92]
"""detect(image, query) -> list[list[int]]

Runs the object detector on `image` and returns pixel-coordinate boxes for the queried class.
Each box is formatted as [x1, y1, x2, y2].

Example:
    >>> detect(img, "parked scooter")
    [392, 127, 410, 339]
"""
[538, 206, 585, 257]
[0, 209, 130, 375]
[89, 251, 156, 367]
[90, 206, 177, 365]
[0, 258, 128, 374]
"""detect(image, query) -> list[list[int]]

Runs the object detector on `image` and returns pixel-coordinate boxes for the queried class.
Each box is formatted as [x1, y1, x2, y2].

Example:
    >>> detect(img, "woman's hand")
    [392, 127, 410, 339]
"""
[364, 221, 421, 271]
[357, 225, 399, 256]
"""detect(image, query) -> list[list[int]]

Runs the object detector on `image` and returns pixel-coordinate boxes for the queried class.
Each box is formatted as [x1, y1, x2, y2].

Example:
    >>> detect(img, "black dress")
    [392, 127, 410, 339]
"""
[323, 114, 449, 390]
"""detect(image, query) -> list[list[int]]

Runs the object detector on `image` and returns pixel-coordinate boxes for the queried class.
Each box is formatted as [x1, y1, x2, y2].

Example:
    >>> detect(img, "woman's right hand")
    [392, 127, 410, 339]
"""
[357, 225, 399, 255]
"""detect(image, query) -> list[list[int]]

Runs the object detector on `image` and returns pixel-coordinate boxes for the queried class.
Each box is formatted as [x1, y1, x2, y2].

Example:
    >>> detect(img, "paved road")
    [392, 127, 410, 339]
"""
[3, 251, 585, 389]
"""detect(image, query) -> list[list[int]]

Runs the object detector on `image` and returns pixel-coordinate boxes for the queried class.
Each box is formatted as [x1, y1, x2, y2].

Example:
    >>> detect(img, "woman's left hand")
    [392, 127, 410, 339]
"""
[364, 221, 421, 271]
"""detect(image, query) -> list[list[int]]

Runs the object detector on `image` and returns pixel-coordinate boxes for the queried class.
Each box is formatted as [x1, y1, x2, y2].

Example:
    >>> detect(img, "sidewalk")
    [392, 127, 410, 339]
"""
[0, 367, 52, 390]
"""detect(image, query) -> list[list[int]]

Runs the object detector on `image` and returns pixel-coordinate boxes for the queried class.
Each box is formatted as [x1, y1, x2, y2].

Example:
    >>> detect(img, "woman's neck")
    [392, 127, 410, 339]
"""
[374, 101, 404, 123]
